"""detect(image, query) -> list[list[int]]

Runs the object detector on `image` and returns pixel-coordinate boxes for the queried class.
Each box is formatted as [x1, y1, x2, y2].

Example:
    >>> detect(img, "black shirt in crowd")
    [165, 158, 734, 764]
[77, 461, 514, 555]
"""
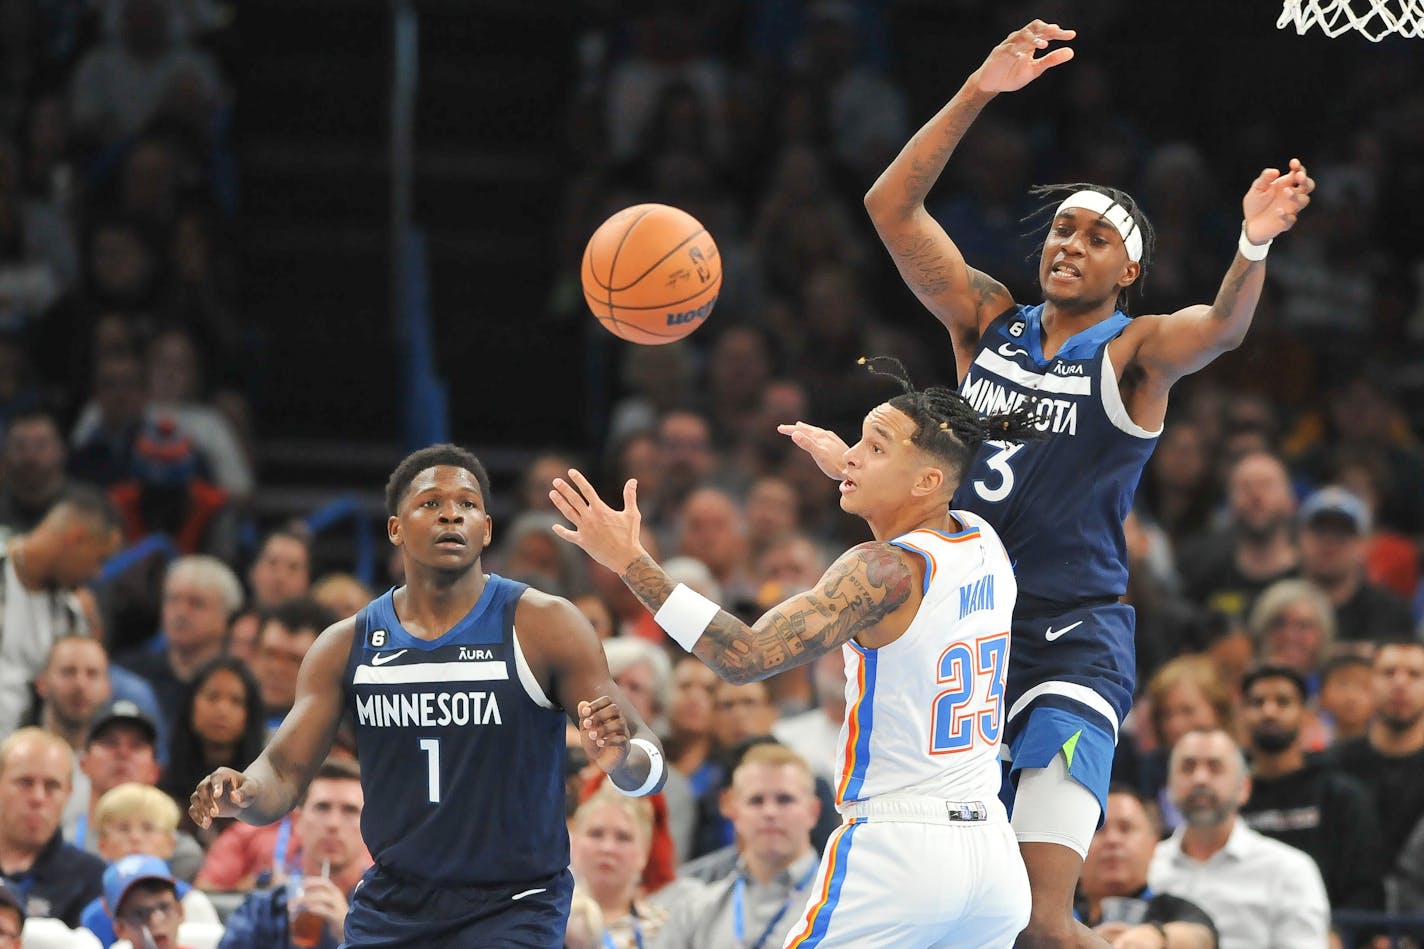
[1242, 754, 1387, 910]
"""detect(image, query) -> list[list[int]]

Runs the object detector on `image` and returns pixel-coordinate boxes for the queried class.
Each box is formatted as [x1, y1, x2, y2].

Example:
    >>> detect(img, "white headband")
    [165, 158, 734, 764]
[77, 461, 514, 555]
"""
[1055, 190, 1143, 262]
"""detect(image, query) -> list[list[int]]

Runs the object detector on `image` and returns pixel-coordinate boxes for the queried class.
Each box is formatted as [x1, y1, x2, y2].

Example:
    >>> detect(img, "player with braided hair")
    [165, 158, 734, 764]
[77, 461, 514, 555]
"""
[783, 19, 1315, 949]
[551, 358, 1040, 947]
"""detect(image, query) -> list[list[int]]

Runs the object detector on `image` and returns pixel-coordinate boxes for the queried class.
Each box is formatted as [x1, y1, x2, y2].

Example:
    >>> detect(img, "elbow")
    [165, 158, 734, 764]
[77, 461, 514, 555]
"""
[1217, 330, 1249, 353]
[863, 183, 902, 222]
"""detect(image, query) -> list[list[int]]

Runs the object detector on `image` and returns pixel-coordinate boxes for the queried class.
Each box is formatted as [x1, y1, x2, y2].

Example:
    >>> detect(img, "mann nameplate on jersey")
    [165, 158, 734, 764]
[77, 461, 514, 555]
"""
[353, 632, 509, 728]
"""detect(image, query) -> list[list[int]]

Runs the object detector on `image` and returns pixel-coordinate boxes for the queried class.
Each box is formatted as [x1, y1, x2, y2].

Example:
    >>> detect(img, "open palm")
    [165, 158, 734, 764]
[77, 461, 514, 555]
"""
[974, 21, 1076, 94]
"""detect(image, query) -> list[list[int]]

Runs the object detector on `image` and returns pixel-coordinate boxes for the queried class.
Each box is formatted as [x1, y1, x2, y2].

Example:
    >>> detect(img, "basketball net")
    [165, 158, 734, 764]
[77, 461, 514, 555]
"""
[1278, 0, 1424, 40]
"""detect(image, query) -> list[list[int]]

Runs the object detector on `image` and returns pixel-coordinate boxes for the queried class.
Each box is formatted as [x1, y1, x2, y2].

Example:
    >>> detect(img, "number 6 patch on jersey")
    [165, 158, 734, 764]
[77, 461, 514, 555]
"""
[929, 632, 1009, 754]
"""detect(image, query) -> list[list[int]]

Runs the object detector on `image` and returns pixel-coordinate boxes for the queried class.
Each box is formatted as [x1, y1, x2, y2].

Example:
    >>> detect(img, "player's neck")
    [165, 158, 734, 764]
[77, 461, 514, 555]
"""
[866, 502, 961, 543]
[397, 566, 488, 639]
[1041, 298, 1116, 335]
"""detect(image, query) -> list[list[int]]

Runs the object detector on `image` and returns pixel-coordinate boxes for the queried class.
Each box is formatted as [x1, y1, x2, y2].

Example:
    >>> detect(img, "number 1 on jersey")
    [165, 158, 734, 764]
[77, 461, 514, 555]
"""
[929, 632, 1009, 754]
[419, 738, 441, 803]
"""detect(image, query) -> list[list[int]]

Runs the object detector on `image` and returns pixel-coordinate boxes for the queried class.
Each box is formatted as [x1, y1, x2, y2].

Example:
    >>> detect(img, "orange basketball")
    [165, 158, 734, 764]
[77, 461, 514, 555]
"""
[581, 204, 721, 344]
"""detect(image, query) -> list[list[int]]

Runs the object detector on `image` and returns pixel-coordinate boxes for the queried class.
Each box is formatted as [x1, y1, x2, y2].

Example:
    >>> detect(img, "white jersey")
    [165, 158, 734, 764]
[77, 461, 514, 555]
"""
[833, 512, 1015, 808]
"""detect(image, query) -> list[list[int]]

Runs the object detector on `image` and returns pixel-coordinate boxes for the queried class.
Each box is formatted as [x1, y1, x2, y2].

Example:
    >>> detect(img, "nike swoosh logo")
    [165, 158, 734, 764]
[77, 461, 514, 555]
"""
[370, 650, 408, 666]
[1045, 621, 1083, 642]
[511, 888, 546, 901]
[998, 343, 1029, 359]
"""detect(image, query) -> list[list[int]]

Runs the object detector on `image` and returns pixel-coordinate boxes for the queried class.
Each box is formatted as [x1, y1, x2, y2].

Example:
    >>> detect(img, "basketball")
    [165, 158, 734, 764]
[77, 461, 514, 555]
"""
[581, 203, 722, 345]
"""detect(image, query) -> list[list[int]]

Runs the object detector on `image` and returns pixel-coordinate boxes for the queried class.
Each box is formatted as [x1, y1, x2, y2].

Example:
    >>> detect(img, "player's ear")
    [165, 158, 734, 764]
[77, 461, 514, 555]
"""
[480, 513, 493, 550]
[915, 465, 945, 498]
[387, 515, 402, 547]
[1119, 260, 1141, 288]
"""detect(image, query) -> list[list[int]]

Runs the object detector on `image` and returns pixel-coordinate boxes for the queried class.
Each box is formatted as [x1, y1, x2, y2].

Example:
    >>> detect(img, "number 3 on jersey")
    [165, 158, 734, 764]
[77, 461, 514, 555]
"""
[973, 442, 1024, 503]
[930, 633, 1009, 754]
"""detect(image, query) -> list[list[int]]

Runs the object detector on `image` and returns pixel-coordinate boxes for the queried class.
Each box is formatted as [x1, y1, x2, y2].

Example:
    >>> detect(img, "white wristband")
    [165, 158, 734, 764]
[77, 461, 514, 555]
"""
[653, 583, 720, 652]
[1238, 224, 1272, 261]
[618, 737, 665, 797]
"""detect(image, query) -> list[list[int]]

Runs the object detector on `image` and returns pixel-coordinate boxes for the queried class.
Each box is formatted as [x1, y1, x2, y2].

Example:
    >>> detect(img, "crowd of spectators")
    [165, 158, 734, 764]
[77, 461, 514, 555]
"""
[1, 1, 1423, 948]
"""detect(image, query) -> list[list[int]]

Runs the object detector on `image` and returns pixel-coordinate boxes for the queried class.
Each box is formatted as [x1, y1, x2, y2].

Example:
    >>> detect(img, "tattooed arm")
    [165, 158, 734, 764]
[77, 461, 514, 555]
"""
[548, 470, 917, 684]
[862, 21, 1074, 374]
[623, 543, 916, 685]
[1125, 160, 1315, 385]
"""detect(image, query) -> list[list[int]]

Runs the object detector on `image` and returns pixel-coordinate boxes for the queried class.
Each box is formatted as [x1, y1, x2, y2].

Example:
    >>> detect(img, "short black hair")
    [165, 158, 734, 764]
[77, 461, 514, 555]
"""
[52, 483, 123, 535]
[260, 596, 338, 638]
[861, 356, 1045, 481]
[385, 443, 492, 516]
[1027, 182, 1156, 313]
[260, 525, 311, 555]
[1241, 664, 1309, 703]
[1321, 653, 1372, 681]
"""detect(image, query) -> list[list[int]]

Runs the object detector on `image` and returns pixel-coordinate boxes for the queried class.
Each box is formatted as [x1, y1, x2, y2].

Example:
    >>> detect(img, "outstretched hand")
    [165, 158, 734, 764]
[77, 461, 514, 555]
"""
[549, 469, 646, 575]
[578, 696, 632, 774]
[973, 20, 1076, 94]
[1242, 158, 1314, 244]
[777, 421, 850, 481]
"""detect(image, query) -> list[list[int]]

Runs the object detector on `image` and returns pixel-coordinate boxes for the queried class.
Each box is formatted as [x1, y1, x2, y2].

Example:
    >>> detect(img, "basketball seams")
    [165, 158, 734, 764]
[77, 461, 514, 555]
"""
[581, 202, 721, 344]
[608, 227, 709, 293]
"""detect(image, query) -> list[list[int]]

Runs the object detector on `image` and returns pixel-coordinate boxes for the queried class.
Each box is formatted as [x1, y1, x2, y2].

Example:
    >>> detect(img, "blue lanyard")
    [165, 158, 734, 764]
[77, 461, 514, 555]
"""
[731, 863, 818, 949]
[273, 815, 292, 872]
[601, 909, 644, 949]
[74, 814, 87, 848]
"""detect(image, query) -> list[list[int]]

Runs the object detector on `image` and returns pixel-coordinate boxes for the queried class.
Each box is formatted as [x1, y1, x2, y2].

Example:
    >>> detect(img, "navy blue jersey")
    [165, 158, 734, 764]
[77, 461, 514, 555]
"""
[951, 304, 1159, 611]
[343, 575, 568, 885]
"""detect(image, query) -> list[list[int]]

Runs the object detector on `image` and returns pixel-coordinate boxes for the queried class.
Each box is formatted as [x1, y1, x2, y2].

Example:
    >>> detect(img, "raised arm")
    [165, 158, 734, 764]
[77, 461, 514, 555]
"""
[517, 590, 665, 796]
[190, 618, 352, 828]
[548, 471, 915, 684]
[1128, 160, 1314, 383]
[863, 21, 1073, 368]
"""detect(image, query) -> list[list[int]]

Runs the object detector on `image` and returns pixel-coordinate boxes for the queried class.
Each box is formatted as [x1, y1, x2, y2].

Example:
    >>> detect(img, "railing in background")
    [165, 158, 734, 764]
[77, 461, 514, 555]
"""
[1334, 910, 1424, 947]
[94, 494, 377, 590]
[94, 533, 180, 586]
[301, 495, 378, 588]
[391, 0, 450, 452]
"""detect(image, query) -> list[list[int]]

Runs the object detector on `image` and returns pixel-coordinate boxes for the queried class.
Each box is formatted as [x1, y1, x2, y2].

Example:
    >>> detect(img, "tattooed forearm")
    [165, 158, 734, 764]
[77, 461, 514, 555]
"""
[621, 555, 676, 616]
[692, 544, 914, 685]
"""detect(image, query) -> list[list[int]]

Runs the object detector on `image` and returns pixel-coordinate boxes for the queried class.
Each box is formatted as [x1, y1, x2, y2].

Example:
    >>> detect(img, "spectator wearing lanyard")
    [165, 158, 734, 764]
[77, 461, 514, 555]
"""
[570, 786, 667, 949]
[653, 745, 820, 949]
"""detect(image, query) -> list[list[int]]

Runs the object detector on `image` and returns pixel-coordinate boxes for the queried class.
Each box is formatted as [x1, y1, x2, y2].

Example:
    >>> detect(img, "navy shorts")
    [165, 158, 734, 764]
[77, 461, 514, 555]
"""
[340, 864, 573, 948]
[999, 600, 1136, 819]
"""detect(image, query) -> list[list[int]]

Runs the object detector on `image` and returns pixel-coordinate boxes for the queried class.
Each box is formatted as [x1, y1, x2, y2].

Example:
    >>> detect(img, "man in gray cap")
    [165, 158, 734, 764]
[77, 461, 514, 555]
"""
[1297, 485, 1413, 644]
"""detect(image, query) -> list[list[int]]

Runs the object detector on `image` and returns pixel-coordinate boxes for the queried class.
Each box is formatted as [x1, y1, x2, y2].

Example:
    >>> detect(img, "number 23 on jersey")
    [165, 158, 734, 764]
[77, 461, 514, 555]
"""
[930, 632, 1009, 754]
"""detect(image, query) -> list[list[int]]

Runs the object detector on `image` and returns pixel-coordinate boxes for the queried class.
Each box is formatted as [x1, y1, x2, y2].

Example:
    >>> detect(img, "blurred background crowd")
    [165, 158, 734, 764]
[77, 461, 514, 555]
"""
[0, 0, 1423, 947]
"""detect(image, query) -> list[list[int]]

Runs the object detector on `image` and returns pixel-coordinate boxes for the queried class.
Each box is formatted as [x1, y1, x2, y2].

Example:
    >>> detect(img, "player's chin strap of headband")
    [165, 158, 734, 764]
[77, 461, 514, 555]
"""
[1055, 190, 1143, 263]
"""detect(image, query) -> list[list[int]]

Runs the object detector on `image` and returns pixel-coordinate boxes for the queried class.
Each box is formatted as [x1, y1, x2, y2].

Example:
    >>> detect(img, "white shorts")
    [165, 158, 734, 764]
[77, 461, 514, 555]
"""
[781, 798, 1030, 949]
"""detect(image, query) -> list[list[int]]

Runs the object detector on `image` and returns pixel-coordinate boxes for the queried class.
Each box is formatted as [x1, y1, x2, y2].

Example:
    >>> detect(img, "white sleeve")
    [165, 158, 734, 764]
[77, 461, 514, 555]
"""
[1269, 850, 1331, 949]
